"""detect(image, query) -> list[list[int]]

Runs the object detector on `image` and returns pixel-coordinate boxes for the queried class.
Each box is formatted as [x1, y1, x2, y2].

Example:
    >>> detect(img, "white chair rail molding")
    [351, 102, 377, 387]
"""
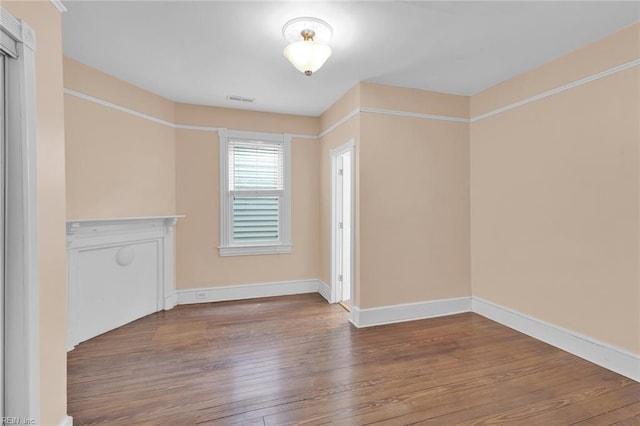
[66, 216, 183, 350]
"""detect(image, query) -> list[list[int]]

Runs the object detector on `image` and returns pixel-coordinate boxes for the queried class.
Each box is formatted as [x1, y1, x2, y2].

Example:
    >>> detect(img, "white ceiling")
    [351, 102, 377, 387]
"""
[62, 1, 639, 117]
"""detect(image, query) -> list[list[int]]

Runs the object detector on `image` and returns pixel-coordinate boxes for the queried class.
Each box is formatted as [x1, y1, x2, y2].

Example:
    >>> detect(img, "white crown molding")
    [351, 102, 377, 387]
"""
[318, 107, 360, 138]
[64, 88, 176, 128]
[289, 133, 319, 140]
[472, 297, 640, 382]
[176, 279, 323, 304]
[318, 106, 470, 138]
[175, 123, 219, 132]
[319, 58, 640, 135]
[471, 58, 640, 123]
[350, 297, 472, 328]
[64, 56, 640, 140]
[64, 88, 318, 139]
[50, 0, 67, 14]
[360, 106, 470, 124]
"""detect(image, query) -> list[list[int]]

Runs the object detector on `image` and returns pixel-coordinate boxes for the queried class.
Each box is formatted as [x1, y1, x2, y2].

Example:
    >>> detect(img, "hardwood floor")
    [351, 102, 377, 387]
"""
[68, 294, 640, 425]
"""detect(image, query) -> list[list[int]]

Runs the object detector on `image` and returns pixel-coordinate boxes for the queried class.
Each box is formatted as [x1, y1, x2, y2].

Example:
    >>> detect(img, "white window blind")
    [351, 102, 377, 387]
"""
[219, 130, 292, 256]
[228, 141, 283, 191]
[228, 140, 283, 243]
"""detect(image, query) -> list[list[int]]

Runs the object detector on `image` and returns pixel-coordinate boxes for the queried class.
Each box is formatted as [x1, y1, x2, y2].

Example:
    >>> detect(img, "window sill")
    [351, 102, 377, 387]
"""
[218, 244, 292, 257]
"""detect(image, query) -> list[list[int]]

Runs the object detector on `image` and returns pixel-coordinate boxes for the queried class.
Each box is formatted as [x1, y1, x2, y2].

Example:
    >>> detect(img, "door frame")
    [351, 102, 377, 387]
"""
[330, 139, 355, 310]
[1, 8, 39, 421]
[0, 40, 5, 421]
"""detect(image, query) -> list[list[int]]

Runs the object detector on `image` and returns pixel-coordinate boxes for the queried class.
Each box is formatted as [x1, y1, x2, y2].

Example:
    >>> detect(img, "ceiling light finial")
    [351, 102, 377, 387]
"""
[301, 29, 315, 41]
[282, 17, 332, 76]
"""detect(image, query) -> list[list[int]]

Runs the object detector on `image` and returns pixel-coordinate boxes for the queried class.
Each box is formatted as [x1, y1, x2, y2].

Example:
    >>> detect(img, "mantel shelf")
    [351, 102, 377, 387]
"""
[67, 215, 185, 234]
[67, 215, 185, 225]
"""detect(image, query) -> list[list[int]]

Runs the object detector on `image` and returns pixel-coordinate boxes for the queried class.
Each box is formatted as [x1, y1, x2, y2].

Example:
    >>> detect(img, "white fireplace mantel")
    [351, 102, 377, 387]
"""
[66, 215, 183, 350]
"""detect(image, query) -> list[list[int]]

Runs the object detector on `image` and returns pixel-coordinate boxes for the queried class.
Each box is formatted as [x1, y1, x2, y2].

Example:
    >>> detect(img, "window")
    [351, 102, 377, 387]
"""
[219, 129, 292, 256]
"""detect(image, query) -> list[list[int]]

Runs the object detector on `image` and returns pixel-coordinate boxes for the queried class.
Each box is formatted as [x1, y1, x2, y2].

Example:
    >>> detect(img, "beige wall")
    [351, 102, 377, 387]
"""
[4, 1, 68, 424]
[64, 58, 176, 218]
[319, 117, 360, 298]
[360, 82, 469, 119]
[176, 103, 319, 136]
[63, 58, 174, 123]
[471, 24, 640, 118]
[319, 85, 361, 303]
[64, 58, 322, 290]
[175, 122, 321, 288]
[358, 84, 471, 308]
[319, 83, 471, 309]
[319, 83, 360, 132]
[61, 14, 639, 371]
[359, 114, 470, 308]
[470, 23, 640, 353]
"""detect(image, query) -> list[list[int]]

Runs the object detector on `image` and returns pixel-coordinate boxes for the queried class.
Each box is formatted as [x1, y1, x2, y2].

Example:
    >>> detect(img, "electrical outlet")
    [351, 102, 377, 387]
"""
[196, 291, 206, 300]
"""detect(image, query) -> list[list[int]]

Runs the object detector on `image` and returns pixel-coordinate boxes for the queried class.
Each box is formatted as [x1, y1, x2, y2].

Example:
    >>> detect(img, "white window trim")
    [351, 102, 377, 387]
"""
[218, 128, 292, 256]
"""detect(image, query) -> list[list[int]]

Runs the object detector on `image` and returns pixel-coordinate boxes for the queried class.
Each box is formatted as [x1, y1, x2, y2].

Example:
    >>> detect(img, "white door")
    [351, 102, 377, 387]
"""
[338, 151, 352, 304]
[332, 141, 355, 308]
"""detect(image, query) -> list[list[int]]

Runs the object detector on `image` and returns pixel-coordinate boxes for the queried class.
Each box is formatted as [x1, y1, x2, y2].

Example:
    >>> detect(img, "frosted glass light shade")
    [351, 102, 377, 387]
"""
[283, 40, 332, 75]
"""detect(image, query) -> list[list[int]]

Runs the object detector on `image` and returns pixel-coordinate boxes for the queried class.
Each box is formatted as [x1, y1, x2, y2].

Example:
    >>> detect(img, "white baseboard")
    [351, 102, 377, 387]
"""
[89, 273, 640, 383]
[58, 415, 73, 426]
[350, 296, 472, 328]
[317, 280, 331, 303]
[67, 329, 75, 352]
[164, 293, 177, 310]
[176, 279, 322, 304]
[472, 297, 640, 382]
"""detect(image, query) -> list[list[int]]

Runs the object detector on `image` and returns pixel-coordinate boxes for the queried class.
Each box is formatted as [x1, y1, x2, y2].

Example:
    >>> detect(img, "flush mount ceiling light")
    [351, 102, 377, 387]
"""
[282, 17, 333, 76]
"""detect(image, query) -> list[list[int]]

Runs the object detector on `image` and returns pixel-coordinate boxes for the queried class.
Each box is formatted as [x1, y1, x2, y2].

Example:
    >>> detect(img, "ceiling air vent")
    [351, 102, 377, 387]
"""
[227, 95, 255, 103]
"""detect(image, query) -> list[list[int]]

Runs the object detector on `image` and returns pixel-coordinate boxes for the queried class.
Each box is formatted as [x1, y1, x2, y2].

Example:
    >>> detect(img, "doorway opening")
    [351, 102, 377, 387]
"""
[331, 140, 355, 312]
